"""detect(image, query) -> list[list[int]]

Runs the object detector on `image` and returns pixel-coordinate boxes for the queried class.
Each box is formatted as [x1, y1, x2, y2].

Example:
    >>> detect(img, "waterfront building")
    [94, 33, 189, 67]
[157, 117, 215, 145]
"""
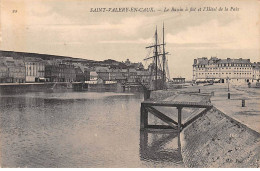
[44, 64, 60, 82]
[128, 68, 138, 82]
[95, 67, 110, 81]
[0, 57, 25, 83]
[0, 59, 8, 83]
[75, 66, 90, 82]
[252, 62, 260, 80]
[86, 71, 104, 84]
[172, 78, 186, 84]
[24, 57, 45, 82]
[90, 71, 98, 81]
[192, 57, 260, 84]
[136, 70, 150, 83]
[109, 69, 126, 81]
[45, 61, 76, 82]
[60, 63, 76, 82]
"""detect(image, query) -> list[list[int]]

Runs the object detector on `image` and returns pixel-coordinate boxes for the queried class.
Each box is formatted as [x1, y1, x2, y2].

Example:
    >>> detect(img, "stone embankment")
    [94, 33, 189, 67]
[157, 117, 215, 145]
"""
[182, 107, 260, 168]
[150, 89, 260, 168]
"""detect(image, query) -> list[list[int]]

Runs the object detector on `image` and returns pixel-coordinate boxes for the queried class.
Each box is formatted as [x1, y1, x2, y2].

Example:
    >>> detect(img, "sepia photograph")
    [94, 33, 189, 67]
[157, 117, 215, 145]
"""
[0, 0, 259, 168]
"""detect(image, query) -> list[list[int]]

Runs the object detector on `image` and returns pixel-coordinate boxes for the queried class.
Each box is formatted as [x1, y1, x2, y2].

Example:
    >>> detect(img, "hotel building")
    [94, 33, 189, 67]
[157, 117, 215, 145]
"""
[192, 57, 260, 84]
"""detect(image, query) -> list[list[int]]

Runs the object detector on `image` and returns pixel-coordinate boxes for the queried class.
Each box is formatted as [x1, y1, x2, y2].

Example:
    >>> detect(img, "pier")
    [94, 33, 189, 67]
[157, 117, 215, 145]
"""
[140, 100, 213, 132]
[141, 84, 260, 167]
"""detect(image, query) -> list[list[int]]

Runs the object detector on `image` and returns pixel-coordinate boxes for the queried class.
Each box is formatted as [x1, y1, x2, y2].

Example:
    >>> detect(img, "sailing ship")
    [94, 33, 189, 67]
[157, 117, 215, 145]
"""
[143, 23, 171, 90]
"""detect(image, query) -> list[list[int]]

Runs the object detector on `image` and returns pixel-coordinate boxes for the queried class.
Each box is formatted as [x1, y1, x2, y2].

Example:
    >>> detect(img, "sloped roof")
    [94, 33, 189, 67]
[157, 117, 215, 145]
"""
[217, 58, 251, 64]
[197, 58, 208, 65]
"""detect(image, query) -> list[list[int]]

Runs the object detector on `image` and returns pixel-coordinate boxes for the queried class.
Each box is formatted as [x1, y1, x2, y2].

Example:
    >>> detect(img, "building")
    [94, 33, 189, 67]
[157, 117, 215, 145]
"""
[90, 71, 98, 81]
[0, 57, 26, 83]
[172, 78, 185, 84]
[193, 57, 260, 84]
[24, 57, 45, 82]
[127, 68, 138, 82]
[95, 67, 110, 81]
[252, 62, 260, 80]
[44, 61, 61, 82]
[0, 59, 8, 83]
[136, 70, 150, 83]
[45, 61, 76, 82]
[60, 63, 76, 82]
[75, 66, 90, 82]
[109, 69, 126, 81]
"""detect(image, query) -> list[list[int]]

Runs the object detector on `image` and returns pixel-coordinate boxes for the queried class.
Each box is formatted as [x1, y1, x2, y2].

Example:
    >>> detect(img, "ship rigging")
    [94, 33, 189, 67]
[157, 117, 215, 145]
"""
[144, 23, 171, 90]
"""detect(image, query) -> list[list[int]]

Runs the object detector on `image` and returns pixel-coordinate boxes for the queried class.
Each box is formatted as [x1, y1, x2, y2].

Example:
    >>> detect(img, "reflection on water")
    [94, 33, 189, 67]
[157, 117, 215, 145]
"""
[140, 130, 183, 166]
[0, 91, 183, 167]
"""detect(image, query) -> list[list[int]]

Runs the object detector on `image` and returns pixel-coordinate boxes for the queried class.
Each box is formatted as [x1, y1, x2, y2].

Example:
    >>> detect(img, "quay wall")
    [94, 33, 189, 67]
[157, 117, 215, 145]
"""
[181, 107, 260, 168]
[150, 89, 178, 100]
[149, 89, 260, 168]
[0, 83, 85, 94]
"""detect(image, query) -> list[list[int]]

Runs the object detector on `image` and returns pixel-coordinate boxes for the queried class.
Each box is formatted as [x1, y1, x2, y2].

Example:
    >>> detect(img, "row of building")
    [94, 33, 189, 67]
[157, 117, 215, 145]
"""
[0, 56, 152, 84]
[89, 67, 152, 83]
[192, 57, 260, 83]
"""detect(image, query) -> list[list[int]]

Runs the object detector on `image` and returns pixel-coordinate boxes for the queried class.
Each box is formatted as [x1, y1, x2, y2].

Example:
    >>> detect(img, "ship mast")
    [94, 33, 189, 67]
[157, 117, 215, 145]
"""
[154, 26, 158, 90]
[162, 22, 166, 87]
[144, 24, 169, 90]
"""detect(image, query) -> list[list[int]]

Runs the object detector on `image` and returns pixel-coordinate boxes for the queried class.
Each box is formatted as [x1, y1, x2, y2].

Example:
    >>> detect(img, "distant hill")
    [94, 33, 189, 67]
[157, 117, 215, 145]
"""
[0, 50, 128, 68]
[0, 50, 94, 62]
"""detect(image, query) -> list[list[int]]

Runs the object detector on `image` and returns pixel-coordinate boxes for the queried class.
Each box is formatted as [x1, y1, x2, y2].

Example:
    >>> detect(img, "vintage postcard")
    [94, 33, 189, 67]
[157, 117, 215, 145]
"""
[0, 0, 259, 168]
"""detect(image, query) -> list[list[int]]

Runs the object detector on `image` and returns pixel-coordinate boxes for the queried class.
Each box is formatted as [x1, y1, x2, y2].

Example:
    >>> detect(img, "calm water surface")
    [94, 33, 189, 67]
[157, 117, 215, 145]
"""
[0, 91, 183, 167]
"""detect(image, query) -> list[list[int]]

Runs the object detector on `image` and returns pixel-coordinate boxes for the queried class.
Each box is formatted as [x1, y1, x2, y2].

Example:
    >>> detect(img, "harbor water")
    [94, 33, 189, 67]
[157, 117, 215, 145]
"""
[0, 91, 183, 167]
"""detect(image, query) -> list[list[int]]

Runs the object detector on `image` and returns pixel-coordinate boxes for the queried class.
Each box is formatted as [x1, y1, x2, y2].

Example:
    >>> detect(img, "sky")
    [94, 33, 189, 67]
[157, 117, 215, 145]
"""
[0, 0, 259, 80]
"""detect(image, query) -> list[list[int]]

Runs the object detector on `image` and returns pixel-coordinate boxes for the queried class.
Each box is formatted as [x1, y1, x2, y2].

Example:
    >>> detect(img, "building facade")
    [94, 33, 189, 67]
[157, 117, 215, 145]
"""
[193, 57, 260, 84]
[0, 59, 8, 83]
[24, 57, 45, 82]
[172, 78, 185, 84]
[0, 57, 26, 83]
[45, 61, 76, 82]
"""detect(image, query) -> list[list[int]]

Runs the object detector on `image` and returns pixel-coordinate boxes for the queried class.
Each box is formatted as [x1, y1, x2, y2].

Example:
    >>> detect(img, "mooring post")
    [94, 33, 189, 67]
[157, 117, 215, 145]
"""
[143, 89, 151, 100]
[228, 93, 230, 99]
[140, 103, 148, 129]
[177, 107, 182, 132]
[242, 99, 245, 107]
[198, 89, 200, 93]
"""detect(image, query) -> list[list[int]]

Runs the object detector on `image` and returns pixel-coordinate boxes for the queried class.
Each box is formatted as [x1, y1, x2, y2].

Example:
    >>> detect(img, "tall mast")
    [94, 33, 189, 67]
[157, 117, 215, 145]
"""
[162, 22, 166, 86]
[144, 24, 169, 90]
[155, 26, 158, 90]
